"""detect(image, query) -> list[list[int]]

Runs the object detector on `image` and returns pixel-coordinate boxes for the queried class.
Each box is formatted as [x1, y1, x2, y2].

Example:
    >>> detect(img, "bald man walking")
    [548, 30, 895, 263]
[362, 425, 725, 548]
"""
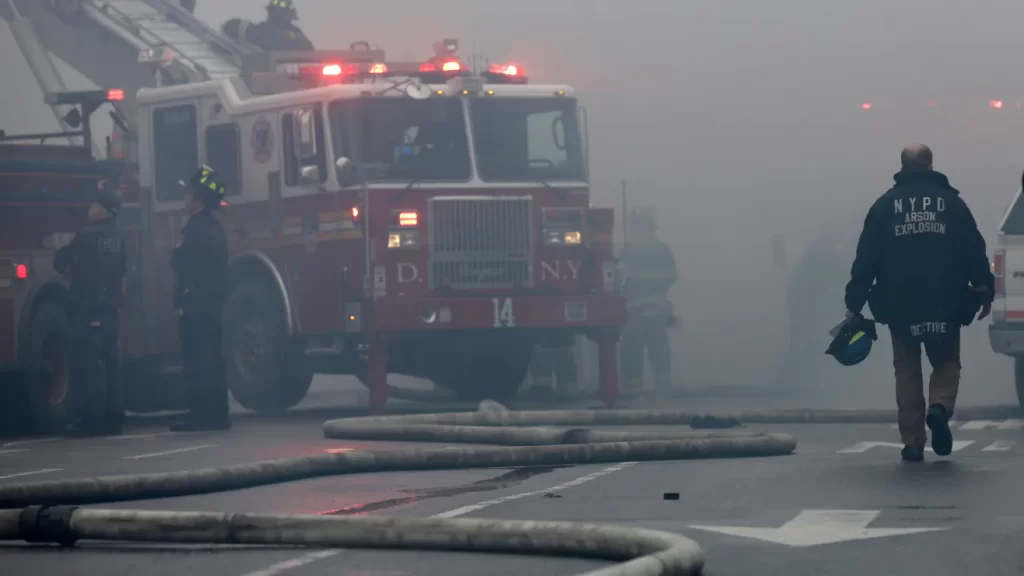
[844, 144, 994, 462]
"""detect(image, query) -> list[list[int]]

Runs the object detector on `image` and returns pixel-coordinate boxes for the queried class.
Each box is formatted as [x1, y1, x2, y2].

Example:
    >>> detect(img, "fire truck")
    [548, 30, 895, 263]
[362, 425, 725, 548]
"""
[1, 1, 626, 430]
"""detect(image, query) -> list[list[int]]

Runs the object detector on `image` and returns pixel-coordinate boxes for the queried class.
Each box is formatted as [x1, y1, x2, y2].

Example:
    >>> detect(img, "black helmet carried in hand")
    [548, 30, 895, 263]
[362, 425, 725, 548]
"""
[266, 0, 298, 21]
[826, 314, 878, 367]
[179, 165, 226, 210]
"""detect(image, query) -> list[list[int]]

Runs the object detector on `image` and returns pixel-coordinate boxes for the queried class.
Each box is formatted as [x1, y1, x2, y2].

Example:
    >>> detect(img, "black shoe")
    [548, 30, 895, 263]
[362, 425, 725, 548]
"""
[926, 404, 953, 456]
[169, 417, 231, 432]
[902, 445, 925, 462]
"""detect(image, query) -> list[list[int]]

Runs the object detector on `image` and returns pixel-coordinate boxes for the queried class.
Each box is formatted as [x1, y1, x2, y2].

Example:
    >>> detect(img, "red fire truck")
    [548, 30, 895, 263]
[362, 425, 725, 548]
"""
[1, 40, 627, 431]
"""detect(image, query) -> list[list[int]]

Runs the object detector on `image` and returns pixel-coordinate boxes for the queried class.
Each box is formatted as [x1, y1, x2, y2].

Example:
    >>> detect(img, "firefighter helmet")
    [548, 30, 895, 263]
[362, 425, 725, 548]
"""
[629, 207, 656, 229]
[179, 165, 227, 209]
[266, 0, 298, 21]
[825, 315, 877, 367]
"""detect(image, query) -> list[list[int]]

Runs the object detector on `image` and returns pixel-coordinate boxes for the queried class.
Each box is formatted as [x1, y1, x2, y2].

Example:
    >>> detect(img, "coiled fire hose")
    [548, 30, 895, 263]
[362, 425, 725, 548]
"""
[0, 405, 1012, 574]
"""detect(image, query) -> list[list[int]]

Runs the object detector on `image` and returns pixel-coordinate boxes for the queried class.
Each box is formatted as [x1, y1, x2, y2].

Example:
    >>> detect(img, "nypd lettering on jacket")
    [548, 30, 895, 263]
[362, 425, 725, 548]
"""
[893, 196, 947, 236]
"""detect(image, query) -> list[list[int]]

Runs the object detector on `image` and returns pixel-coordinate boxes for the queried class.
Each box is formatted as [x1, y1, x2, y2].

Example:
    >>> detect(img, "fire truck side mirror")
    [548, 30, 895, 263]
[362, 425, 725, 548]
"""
[335, 156, 357, 187]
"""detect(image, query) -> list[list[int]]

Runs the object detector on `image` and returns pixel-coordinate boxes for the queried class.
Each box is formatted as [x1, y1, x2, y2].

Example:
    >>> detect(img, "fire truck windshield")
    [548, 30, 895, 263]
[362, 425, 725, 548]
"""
[470, 97, 585, 183]
[328, 98, 471, 181]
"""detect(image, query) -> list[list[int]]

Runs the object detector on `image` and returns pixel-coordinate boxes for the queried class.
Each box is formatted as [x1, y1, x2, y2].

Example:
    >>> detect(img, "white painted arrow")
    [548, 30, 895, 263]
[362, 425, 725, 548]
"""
[688, 510, 945, 547]
[837, 440, 973, 454]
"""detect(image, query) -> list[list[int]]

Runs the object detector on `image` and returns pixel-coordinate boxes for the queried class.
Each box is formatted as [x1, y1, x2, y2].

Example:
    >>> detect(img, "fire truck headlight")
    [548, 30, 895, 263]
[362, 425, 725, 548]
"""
[388, 231, 420, 249]
[544, 230, 582, 245]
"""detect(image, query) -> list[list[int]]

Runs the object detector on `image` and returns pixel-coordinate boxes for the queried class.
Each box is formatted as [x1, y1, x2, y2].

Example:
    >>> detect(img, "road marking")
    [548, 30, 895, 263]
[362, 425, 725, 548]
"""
[837, 441, 974, 454]
[982, 440, 1015, 452]
[0, 449, 28, 455]
[122, 444, 216, 460]
[0, 468, 62, 480]
[959, 419, 1024, 431]
[2, 437, 61, 448]
[238, 461, 638, 576]
[689, 509, 945, 547]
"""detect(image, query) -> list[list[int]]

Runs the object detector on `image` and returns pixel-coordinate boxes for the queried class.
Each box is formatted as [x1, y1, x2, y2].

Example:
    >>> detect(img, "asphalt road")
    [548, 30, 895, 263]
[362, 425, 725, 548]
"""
[3, 397, 1024, 576]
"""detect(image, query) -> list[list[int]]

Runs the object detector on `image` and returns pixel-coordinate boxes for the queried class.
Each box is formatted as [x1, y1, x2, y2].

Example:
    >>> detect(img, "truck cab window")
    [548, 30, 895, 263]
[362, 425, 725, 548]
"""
[327, 98, 470, 182]
[471, 97, 585, 182]
[205, 123, 241, 195]
[153, 104, 198, 202]
[282, 105, 326, 186]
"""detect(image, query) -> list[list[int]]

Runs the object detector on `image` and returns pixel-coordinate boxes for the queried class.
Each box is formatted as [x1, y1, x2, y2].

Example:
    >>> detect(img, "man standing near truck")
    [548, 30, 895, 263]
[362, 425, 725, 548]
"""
[844, 143, 994, 462]
[169, 166, 231, 432]
[53, 191, 126, 437]
[620, 208, 678, 392]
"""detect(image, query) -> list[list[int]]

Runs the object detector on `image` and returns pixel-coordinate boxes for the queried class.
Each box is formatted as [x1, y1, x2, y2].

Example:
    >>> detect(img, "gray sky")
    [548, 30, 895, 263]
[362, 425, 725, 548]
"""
[3, 0, 1021, 403]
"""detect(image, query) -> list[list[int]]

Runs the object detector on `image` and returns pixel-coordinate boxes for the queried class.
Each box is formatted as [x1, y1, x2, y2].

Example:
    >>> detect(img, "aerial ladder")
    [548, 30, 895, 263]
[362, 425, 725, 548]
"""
[0, 0, 258, 133]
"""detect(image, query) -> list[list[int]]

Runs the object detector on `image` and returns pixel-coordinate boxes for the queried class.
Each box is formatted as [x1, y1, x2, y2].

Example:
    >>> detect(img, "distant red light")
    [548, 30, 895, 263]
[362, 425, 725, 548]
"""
[441, 60, 462, 72]
[322, 64, 343, 76]
[368, 63, 388, 74]
[15, 263, 28, 280]
[351, 206, 360, 220]
[861, 102, 872, 110]
[488, 63, 522, 77]
[991, 99, 1004, 109]
[106, 89, 125, 101]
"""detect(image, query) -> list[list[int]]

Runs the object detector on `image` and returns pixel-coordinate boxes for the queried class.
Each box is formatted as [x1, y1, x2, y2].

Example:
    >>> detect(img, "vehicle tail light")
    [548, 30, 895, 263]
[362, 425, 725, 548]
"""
[994, 249, 1005, 296]
[15, 263, 28, 280]
[322, 64, 343, 76]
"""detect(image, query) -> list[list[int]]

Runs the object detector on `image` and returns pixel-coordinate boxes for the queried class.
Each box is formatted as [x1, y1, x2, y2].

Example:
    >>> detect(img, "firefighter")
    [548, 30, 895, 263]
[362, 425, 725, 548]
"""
[53, 191, 126, 437]
[169, 166, 231, 432]
[620, 209, 678, 392]
[528, 338, 579, 397]
[844, 144, 993, 462]
[220, 0, 315, 52]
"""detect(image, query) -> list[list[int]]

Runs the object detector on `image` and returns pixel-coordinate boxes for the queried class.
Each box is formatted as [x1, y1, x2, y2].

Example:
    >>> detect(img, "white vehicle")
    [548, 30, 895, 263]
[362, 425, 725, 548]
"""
[988, 177, 1024, 407]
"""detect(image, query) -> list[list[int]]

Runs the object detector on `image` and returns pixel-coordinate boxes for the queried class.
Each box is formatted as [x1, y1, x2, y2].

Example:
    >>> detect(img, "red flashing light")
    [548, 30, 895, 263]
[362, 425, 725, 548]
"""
[368, 63, 388, 74]
[351, 205, 360, 221]
[322, 64, 343, 76]
[14, 263, 28, 280]
[441, 60, 462, 72]
[860, 102, 872, 110]
[398, 211, 418, 227]
[106, 89, 125, 101]
[991, 99, 1005, 109]
[488, 63, 522, 77]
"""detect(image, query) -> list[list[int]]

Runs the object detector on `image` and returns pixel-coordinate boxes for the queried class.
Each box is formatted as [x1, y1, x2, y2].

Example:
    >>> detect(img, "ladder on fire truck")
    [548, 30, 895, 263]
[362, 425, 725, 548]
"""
[1, 0, 256, 129]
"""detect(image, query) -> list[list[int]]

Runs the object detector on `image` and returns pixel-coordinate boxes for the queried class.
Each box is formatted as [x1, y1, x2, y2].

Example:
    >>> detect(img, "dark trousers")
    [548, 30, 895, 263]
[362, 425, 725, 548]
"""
[891, 328, 961, 446]
[529, 344, 578, 392]
[179, 311, 229, 422]
[621, 316, 671, 390]
[70, 310, 122, 426]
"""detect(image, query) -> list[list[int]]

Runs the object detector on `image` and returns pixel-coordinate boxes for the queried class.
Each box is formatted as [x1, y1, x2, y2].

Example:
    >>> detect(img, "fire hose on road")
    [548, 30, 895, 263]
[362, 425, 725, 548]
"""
[2, 406, 1008, 574]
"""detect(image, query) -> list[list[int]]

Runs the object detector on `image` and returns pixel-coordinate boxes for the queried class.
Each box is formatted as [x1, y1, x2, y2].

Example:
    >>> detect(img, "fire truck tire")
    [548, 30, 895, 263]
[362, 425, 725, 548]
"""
[223, 282, 311, 413]
[21, 300, 74, 433]
[441, 339, 533, 402]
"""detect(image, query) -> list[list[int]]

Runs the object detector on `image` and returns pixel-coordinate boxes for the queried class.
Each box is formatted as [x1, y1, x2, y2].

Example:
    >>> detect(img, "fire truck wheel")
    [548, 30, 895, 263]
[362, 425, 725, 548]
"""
[223, 282, 311, 413]
[21, 300, 73, 433]
[441, 338, 533, 402]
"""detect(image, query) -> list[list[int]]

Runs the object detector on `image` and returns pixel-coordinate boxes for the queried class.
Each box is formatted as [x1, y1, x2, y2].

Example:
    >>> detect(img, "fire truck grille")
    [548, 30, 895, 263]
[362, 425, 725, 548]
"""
[428, 196, 534, 290]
